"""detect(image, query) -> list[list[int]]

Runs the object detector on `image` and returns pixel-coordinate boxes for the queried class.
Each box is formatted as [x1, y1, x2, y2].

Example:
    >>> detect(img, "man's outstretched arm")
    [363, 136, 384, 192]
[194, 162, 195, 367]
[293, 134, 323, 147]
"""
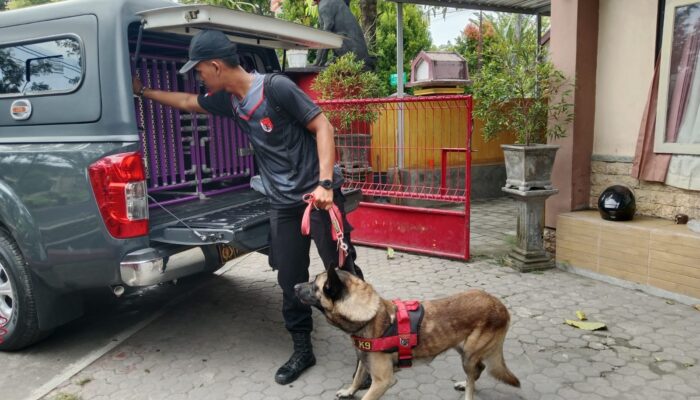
[133, 78, 206, 114]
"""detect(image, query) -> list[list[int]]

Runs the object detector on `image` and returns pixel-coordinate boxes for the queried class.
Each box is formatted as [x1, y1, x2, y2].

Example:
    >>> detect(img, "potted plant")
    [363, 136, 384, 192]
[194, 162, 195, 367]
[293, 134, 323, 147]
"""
[312, 53, 383, 178]
[278, 0, 318, 67]
[472, 36, 574, 191]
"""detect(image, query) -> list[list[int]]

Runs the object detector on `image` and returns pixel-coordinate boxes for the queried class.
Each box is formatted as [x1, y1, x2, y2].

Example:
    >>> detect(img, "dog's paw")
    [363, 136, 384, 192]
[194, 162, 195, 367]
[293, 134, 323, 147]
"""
[454, 381, 466, 391]
[336, 388, 355, 399]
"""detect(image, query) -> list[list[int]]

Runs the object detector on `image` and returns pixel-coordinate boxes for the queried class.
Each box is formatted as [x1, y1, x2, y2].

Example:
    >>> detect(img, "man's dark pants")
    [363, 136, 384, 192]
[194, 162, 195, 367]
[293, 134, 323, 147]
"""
[268, 188, 359, 333]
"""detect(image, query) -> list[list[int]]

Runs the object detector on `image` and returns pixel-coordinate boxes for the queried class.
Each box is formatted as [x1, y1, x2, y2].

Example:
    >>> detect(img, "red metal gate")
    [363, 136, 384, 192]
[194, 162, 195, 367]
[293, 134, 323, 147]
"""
[317, 95, 473, 260]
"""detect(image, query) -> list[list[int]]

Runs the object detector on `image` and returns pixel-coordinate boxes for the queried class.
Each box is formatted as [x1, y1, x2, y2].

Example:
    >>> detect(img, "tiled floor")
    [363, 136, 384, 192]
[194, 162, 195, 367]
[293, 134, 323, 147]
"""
[40, 194, 700, 400]
[470, 197, 518, 257]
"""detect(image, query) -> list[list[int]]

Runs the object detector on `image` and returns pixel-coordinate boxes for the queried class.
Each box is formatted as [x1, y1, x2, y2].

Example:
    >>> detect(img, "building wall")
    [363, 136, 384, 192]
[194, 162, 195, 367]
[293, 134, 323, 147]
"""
[590, 158, 700, 220]
[589, 0, 700, 220]
[593, 0, 657, 157]
[546, 0, 599, 227]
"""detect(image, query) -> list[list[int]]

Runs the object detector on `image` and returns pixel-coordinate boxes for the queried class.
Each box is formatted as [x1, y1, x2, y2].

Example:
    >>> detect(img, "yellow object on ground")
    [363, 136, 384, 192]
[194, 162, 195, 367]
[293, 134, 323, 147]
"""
[565, 320, 607, 331]
[576, 310, 587, 320]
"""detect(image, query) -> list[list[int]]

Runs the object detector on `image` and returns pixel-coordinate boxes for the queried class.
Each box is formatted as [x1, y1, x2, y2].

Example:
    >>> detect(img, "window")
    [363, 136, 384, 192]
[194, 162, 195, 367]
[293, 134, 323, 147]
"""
[0, 36, 83, 97]
[656, 0, 700, 154]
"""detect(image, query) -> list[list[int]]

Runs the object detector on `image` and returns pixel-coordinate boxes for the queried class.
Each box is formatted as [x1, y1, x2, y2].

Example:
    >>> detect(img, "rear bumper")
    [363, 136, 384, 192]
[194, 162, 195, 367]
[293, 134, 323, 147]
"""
[121, 188, 362, 285]
[119, 246, 206, 287]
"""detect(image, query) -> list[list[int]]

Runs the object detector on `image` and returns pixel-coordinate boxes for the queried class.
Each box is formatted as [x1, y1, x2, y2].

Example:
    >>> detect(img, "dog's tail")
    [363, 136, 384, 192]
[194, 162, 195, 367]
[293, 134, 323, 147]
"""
[487, 335, 520, 387]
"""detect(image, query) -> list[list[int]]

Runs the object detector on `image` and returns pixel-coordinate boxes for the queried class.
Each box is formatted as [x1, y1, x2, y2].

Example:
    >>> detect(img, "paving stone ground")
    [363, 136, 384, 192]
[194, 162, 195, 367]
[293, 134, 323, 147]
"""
[44, 198, 700, 400]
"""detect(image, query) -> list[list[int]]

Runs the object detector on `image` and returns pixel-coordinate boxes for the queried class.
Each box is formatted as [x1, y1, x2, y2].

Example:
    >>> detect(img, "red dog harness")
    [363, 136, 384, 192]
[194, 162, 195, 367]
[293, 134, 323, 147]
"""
[351, 300, 424, 368]
[301, 193, 348, 267]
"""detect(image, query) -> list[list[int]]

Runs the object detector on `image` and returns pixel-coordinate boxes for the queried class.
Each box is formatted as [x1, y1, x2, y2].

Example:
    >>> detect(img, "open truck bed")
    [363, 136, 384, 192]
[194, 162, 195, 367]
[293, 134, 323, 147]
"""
[149, 187, 360, 251]
[149, 189, 270, 250]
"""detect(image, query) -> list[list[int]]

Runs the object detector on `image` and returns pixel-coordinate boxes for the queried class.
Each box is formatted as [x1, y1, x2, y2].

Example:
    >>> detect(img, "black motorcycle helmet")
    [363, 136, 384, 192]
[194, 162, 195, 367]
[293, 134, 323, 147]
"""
[598, 185, 636, 221]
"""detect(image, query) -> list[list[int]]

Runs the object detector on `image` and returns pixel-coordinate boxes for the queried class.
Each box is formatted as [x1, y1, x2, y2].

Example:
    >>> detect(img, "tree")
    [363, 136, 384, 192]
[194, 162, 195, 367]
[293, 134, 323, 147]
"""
[472, 20, 572, 145]
[373, 0, 431, 95]
[0, 49, 23, 93]
[278, 0, 317, 26]
[179, 0, 272, 15]
[452, 16, 495, 80]
[359, 0, 377, 48]
[277, 0, 431, 96]
[442, 12, 547, 94]
[6, 0, 55, 9]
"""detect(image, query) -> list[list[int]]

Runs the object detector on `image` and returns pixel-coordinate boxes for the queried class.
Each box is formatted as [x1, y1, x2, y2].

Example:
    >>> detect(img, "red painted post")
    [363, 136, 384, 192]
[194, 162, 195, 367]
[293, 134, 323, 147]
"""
[440, 149, 447, 196]
[465, 96, 473, 260]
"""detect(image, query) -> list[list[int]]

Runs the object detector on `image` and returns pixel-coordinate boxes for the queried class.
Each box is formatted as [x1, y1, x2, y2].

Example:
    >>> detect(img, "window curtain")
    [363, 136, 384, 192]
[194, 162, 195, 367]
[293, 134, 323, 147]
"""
[632, 22, 700, 190]
[666, 22, 700, 190]
[631, 59, 671, 182]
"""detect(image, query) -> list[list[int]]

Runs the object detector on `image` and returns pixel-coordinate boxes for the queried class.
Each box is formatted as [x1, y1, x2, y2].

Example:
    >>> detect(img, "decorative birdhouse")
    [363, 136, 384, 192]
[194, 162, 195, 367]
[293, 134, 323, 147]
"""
[407, 51, 471, 95]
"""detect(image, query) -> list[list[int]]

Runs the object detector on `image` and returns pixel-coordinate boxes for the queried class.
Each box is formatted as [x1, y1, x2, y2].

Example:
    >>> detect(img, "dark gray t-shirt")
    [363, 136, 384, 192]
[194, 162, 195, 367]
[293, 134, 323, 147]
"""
[198, 72, 342, 208]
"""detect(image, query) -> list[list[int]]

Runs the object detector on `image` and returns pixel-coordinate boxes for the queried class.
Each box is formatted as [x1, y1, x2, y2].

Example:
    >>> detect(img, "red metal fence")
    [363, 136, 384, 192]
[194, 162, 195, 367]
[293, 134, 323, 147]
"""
[317, 95, 473, 260]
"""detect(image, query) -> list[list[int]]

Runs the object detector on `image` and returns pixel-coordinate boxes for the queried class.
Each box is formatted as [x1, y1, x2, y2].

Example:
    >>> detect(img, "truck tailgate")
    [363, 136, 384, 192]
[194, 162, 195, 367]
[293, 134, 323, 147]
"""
[149, 188, 361, 250]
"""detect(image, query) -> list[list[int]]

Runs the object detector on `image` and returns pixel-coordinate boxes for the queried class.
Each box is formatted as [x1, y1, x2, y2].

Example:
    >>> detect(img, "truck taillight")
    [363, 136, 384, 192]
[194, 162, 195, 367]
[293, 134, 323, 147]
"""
[88, 152, 148, 239]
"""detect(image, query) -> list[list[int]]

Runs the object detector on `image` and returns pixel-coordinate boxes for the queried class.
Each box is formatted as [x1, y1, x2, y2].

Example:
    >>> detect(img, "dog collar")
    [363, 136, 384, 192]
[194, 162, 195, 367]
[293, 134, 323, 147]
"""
[351, 300, 423, 368]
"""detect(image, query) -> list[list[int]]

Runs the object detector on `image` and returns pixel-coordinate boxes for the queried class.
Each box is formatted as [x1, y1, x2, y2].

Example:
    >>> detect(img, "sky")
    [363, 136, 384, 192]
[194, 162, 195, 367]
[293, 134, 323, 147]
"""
[427, 8, 478, 47]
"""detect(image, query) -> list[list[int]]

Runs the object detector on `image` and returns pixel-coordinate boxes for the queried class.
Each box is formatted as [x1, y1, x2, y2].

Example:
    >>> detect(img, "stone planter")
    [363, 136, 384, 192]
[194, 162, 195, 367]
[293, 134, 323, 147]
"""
[502, 144, 559, 191]
[335, 133, 371, 167]
[502, 187, 558, 272]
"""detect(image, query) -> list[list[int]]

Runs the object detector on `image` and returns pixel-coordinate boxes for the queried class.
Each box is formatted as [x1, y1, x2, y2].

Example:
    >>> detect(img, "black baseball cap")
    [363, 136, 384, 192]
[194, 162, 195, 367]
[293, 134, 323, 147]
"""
[179, 30, 239, 74]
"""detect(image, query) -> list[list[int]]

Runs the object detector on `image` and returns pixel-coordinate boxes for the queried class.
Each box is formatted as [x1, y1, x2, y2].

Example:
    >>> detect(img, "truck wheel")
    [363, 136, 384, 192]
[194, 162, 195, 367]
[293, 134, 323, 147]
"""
[0, 230, 43, 351]
[201, 244, 225, 271]
[201, 244, 247, 271]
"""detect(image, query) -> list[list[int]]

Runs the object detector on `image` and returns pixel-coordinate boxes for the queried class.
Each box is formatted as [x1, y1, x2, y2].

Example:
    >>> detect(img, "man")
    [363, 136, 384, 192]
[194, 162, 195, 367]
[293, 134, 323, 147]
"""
[133, 30, 363, 385]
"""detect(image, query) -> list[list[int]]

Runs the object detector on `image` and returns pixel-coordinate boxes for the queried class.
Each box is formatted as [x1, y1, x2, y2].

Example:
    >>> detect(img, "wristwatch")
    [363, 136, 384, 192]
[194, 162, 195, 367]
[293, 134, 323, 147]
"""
[319, 179, 333, 190]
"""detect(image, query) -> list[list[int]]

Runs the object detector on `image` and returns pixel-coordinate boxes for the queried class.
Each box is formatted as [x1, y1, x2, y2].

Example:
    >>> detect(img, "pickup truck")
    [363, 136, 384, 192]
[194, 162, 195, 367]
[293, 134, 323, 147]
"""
[0, 0, 357, 350]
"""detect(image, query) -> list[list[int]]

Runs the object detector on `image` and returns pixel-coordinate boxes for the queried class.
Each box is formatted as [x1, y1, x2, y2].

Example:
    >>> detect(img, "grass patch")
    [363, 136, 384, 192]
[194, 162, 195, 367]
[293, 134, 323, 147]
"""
[494, 255, 509, 267]
[468, 253, 490, 261]
[503, 234, 517, 247]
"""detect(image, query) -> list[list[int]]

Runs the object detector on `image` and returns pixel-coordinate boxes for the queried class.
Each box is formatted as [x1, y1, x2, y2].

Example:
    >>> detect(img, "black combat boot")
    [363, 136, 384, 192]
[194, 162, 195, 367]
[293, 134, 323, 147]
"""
[274, 332, 316, 385]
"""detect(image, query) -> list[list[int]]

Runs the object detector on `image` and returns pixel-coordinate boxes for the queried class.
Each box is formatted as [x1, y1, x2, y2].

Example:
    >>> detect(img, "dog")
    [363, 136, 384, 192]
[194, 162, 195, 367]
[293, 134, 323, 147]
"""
[295, 267, 520, 400]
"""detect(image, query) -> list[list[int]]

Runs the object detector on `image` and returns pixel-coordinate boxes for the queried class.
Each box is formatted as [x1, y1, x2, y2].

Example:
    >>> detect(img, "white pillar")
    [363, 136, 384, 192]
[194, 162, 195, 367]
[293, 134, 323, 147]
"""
[396, 2, 404, 97]
[396, 1, 405, 168]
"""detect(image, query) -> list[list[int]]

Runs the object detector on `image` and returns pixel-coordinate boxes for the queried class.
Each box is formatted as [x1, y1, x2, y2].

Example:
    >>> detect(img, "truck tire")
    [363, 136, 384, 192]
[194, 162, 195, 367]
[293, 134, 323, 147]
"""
[201, 244, 249, 272]
[0, 230, 44, 351]
[201, 244, 225, 272]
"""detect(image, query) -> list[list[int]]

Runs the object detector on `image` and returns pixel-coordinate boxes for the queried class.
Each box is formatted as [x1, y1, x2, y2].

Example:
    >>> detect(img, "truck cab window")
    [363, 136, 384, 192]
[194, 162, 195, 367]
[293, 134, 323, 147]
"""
[0, 37, 82, 97]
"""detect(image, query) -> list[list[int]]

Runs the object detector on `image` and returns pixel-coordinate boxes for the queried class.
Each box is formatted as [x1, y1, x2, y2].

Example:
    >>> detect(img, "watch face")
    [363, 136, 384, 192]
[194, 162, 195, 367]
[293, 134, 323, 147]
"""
[320, 180, 333, 189]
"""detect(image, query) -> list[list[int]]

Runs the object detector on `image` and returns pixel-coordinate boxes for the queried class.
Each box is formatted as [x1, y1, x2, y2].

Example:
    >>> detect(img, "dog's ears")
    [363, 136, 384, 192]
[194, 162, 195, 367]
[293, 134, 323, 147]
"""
[323, 266, 345, 301]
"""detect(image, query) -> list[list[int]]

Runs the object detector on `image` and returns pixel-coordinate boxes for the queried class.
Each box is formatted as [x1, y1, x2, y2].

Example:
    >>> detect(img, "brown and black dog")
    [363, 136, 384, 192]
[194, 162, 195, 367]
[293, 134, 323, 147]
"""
[295, 267, 520, 400]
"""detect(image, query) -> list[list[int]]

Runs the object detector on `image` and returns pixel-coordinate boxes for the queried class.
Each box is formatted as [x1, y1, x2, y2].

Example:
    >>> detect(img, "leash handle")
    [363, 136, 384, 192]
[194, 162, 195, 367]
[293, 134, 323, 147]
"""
[301, 193, 348, 267]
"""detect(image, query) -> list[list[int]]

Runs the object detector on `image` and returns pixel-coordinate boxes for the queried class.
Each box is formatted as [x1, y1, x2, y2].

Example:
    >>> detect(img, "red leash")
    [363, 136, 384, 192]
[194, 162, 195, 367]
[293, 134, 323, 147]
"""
[301, 193, 348, 267]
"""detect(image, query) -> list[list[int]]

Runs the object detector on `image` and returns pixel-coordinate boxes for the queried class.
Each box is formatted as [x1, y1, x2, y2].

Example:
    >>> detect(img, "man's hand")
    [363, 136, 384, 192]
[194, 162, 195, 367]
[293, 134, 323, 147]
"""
[311, 185, 334, 210]
[132, 78, 144, 96]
